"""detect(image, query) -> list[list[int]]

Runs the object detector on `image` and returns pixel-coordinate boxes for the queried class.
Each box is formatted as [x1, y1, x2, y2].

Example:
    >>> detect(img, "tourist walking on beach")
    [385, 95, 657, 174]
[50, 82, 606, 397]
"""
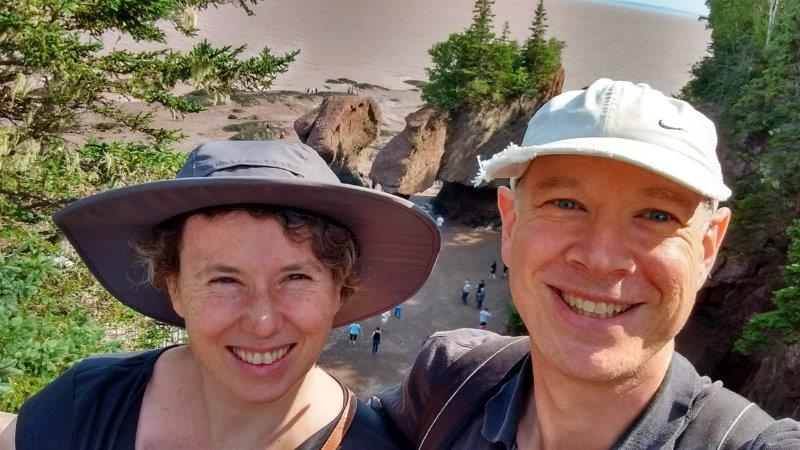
[476, 280, 485, 300]
[475, 286, 486, 309]
[393, 303, 403, 318]
[348, 322, 362, 344]
[502, 263, 508, 277]
[478, 307, 492, 329]
[436, 216, 444, 228]
[461, 280, 471, 304]
[372, 327, 382, 354]
[489, 260, 497, 279]
[381, 310, 390, 325]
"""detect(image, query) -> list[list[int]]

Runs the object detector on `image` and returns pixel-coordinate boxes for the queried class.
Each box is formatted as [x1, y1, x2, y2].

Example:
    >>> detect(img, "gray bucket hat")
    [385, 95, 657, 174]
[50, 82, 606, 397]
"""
[54, 141, 440, 328]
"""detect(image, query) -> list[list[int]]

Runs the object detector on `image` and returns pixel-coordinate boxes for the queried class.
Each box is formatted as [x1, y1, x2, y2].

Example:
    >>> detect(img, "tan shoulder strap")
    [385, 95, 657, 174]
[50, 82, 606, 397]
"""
[321, 388, 357, 450]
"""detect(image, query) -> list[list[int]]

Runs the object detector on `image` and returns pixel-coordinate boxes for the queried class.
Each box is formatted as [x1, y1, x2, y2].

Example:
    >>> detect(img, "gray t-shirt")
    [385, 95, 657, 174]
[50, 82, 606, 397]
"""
[377, 329, 800, 449]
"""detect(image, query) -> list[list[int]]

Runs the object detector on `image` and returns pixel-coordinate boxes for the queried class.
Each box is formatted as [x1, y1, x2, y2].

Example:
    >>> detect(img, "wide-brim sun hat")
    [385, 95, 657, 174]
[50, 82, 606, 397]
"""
[54, 141, 440, 328]
[472, 78, 732, 201]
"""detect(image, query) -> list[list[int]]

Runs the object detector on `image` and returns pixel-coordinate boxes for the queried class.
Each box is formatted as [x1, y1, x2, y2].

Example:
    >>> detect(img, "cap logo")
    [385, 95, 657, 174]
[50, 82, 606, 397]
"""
[658, 119, 685, 131]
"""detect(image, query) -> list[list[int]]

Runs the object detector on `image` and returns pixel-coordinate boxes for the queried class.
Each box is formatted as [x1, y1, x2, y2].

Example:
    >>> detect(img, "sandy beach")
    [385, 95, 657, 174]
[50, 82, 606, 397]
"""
[105, 0, 710, 95]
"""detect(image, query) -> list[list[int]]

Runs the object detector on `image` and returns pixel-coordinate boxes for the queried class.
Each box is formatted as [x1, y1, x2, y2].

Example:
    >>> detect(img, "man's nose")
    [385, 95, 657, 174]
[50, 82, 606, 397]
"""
[564, 217, 636, 279]
[242, 291, 283, 336]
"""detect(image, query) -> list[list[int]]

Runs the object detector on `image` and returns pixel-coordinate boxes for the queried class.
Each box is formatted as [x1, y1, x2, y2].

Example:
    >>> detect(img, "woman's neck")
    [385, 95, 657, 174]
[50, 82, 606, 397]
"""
[141, 346, 345, 450]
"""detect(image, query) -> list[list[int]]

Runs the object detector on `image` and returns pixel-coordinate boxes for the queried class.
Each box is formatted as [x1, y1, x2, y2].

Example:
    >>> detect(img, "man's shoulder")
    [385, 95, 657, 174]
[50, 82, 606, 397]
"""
[375, 329, 516, 441]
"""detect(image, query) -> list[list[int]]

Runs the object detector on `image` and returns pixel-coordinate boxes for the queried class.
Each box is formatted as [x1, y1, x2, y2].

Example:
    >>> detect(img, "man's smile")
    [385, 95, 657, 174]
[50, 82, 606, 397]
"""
[555, 288, 641, 320]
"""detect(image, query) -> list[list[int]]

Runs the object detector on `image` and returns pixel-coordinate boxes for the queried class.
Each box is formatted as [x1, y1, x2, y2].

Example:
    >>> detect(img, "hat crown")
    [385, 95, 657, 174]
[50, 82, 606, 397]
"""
[522, 79, 721, 175]
[177, 141, 340, 183]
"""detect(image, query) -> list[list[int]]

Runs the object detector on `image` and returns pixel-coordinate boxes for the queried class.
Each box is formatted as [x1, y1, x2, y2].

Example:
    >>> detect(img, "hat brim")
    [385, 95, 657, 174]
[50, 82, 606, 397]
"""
[54, 177, 440, 328]
[478, 137, 732, 201]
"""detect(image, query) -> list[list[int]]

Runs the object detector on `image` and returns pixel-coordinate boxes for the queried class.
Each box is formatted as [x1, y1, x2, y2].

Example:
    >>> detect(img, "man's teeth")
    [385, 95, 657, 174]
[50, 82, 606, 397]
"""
[562, 292, 631, 319]
[232, 346, 290, 365]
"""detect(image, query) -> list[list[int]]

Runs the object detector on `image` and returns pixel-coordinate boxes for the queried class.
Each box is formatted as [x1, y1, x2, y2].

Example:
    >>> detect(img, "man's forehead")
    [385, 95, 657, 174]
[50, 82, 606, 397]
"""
[515, 155, 704, 207]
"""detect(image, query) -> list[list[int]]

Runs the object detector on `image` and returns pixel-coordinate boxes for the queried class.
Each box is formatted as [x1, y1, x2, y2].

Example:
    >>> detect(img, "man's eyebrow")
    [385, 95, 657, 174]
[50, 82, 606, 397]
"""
[533, 177, 581, 190]
[640, 188, 694, 210]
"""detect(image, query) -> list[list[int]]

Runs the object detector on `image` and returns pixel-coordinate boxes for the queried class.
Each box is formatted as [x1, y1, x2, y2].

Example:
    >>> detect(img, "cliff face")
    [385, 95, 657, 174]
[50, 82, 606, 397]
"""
[679, 116, 800, 420]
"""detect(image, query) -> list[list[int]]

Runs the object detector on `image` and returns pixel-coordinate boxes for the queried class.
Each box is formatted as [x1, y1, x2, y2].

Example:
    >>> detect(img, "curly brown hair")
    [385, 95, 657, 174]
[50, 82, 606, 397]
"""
[132, 204, 361, 303]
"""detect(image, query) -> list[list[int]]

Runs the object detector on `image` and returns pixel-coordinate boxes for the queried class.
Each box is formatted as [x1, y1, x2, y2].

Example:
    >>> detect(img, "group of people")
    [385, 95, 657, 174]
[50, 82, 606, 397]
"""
[2, 79, 799, 449]
[347, 322, 383, 354]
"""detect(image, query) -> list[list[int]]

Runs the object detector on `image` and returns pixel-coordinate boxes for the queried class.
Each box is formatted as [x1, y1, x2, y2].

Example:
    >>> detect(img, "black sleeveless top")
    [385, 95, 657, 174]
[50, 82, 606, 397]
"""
[17, 347, 410, 449]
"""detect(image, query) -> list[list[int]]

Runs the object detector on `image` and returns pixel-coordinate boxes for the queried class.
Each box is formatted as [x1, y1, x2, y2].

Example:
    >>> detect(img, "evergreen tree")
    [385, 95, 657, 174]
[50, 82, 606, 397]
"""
[422, 0, 563, 110]
[500, 21, 512, 42]
[468, 0, 496, 43]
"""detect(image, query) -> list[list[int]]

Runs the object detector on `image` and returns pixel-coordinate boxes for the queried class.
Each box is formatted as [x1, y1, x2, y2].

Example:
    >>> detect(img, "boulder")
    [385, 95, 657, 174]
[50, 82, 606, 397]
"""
[369, 107, 448, 196]
[293, 96, 381, 168]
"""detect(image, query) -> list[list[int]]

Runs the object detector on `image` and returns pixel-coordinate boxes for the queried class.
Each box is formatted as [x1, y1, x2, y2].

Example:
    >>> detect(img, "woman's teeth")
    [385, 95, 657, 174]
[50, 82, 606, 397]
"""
[232, 345, 290, 365]
[562, 292, 632, 319]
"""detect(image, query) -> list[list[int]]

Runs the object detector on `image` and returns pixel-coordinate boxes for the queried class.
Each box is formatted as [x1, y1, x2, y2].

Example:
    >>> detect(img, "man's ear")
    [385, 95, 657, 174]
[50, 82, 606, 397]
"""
[701, 206, 731, 279]
[166, 274, 185, 319]
[497, 186, 517, 269]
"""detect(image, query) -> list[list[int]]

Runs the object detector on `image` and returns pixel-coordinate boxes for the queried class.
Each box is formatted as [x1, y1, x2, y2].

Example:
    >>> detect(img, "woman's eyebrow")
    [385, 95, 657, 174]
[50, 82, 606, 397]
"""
[199, 264, 242, 276]
[281, 261, 323, 274]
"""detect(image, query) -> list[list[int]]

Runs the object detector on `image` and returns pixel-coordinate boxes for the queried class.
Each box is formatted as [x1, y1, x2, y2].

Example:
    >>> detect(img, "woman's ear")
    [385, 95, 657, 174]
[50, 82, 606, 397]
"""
[166, 274, 185, 319]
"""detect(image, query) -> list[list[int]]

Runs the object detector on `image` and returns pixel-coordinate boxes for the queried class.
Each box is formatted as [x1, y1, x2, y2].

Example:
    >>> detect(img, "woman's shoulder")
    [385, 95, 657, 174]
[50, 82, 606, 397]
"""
[16, 347, 171, 450]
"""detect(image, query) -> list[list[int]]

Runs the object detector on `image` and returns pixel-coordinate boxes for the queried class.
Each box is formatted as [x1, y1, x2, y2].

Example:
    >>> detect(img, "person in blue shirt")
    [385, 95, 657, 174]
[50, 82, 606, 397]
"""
[348, 323, 362, 344]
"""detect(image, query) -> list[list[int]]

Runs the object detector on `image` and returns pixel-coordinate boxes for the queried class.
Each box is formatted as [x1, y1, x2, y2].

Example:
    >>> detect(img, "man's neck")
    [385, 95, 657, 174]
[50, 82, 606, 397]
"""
[517, 343, 674, 450]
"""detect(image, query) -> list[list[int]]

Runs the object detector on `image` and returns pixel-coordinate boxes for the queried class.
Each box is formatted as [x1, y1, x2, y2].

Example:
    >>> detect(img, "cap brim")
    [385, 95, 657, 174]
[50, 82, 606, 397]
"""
[477, 137, 731, 201]
[54, 177, 440, 328]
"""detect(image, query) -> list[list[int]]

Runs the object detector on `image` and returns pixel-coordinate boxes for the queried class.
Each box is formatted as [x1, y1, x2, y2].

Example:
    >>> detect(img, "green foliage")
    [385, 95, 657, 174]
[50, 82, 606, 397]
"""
[422, 0, 563, 110]
[684, 0, 800, 351]
[736, 219, 800, 354]
[0, 0, 298, 150]
[0, 140, 186, 412]
[505, 303, 528, 336]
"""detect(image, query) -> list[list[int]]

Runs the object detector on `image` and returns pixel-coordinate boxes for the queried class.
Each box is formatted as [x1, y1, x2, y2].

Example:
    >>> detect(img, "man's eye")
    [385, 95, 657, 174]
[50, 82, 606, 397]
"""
[211, 277, 238, 284]
[553, 199, 577, 209]
[645, 210, 672, 222]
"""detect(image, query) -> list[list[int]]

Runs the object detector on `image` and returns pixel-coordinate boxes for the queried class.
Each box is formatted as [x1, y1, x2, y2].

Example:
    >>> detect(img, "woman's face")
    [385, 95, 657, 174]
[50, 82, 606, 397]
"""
[166, 211, 342, 404]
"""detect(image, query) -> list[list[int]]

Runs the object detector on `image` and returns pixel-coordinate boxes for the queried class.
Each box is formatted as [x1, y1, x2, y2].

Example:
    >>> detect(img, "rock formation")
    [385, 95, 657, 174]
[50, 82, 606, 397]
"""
[294, 96, 381, 172]
[369, 107, 448, 196]
[437, 67, 564, 185]
[433, 68, 565, 224]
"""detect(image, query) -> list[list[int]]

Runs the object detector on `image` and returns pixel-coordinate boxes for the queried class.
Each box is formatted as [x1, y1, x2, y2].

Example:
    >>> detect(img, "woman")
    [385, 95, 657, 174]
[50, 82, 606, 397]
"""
[1, 141, 439, 449]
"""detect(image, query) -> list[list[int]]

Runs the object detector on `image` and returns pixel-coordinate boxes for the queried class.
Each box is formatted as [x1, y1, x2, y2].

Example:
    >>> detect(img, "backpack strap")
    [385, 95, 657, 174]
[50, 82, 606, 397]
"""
[416, 336, 530, 450]
[680, 384, 773, 449]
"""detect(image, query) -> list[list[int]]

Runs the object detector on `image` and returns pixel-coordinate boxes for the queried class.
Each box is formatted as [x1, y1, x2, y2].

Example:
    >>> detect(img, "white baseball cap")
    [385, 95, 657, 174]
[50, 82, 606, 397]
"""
[473, 78, 732, 201]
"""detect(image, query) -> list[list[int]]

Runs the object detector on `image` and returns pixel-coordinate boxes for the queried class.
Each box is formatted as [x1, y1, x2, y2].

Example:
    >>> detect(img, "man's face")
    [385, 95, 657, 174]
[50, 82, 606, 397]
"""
[497, 155, 730, 381]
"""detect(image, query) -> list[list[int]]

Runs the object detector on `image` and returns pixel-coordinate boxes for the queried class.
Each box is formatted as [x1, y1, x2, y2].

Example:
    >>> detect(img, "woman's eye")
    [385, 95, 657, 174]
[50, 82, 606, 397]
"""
[645, 210, 672, 222]
[286, 273, 311, 281]
[553, 199, 578, 209]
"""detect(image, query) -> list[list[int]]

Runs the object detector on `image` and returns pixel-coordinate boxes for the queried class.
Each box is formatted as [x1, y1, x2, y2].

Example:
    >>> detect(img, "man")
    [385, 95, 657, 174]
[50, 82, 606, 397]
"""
[478, 307, 492, 330]
[372, 327, 382, 354]
[475, 286, 486, 310]
[377, 79, 800, 449]
[461, 280, 471, 305]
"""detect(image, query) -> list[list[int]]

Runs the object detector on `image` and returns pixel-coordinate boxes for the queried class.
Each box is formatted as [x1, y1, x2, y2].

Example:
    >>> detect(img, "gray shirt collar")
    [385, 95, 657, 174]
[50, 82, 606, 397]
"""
[479, 352, 709, 449]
